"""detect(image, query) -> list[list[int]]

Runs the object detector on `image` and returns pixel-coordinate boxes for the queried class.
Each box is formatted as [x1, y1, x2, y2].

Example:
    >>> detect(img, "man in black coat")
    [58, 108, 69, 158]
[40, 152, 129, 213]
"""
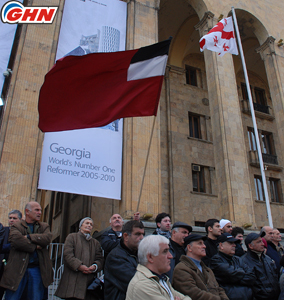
[241, 232, 280, 300]
[167, 221, 192, 281]
[266, 228, 284, 275]
[0, 209, 22, 299]
[202, 218, 222, 266]
[104, 220, 145, 300]
[101, 214, 124, 259]
[210, 233, 256, 300]
[232, 226, 246, 257]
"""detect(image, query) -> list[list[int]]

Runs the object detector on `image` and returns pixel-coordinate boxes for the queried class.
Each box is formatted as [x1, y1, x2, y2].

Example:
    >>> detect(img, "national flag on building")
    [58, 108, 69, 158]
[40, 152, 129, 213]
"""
[199, 16, 238, 57]
[38, 38, 171, 132]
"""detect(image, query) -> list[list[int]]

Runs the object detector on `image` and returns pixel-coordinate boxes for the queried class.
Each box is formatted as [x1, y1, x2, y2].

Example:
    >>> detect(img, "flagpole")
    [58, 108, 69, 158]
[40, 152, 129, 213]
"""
[136, 116, 157, 212]
[231, 7, 273, 228]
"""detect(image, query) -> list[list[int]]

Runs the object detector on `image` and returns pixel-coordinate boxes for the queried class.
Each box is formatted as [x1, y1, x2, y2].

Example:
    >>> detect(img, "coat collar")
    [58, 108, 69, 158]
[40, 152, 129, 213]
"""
[20, 219, 39, 228]
[180, 255, 208, 272]
[137, 264, 168, 283]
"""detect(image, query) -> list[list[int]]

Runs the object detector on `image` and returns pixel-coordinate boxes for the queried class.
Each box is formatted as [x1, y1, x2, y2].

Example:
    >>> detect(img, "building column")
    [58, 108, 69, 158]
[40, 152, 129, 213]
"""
[121, 0, 162, 218]
[195, 12, 256, 228]
[256, 37, 284, 225]
[256, 37, 284, 165]
[0, 0, 62, 222]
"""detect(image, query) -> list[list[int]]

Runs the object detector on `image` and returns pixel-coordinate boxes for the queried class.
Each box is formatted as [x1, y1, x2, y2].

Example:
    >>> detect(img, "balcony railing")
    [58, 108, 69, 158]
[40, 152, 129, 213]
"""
[253, 102, 269, 114]
[262, 153, 278, 165]
[241, 99, 274, 120]
[249, 150, 279, 168]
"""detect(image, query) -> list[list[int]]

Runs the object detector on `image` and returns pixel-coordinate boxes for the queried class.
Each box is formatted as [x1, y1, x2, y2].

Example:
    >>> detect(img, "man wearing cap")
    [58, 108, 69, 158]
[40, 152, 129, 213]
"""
[167, 222, 192, 281]
[210, 233, 256, 300]
[220, 219, 232, 234]
[241, 232, 279, 300]
[173, 234, 228, 300]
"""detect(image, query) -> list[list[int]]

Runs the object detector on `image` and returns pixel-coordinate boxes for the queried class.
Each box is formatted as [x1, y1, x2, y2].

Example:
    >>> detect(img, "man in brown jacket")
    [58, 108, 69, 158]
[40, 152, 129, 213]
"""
[0, 201, 53, 300]
[172, 234, 228, 300]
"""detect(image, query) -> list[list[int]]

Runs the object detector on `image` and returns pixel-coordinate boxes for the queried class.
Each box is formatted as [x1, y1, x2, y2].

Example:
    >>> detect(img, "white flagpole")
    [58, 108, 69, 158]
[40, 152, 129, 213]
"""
[231, 7, 273, 228]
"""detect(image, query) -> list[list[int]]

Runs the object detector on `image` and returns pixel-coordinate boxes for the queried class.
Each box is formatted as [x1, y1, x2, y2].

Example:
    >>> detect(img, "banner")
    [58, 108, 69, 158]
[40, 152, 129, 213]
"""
[0, 0, 22, 95]
[38, 0, 127, 199]
[38, 122, 123, 199]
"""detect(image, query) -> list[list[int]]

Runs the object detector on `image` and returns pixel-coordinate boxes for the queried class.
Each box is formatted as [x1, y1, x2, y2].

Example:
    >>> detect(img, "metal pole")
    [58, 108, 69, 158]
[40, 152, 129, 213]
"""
[136, 116, 157, 212]
[231, 7, 273, 227]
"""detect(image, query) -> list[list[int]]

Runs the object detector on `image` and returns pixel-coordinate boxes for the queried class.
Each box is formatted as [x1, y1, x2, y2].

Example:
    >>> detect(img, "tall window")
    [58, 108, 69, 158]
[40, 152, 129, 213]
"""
[70, 220, 80, 233]
[54, 192, 63, 215]
[43, 205, 49, 223]
[188, 113, 201, 139]
[269, 178, 281, 203]
[248, 128, 276, 155]
[241, 83, 268, 113]
[254, 88, 266, 106]
[261, 131, 274, 155]
[254, 175, 264, 201]
[254, 176, 282, 202]
[241, 83, 250, 100]
[185, 65, 198, 87]
[192, 165, 205, 193]
[247, 128, 257, 151]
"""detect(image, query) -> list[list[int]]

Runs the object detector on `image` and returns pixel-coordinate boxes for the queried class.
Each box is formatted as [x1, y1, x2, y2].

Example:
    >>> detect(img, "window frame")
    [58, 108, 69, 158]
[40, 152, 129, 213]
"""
[192, 165, 206, 193]
[254, 175, 264, 201]
[185, 65, 198, 87]
[188, 112, 201, 139]
[268, 178, 282, 203]
[261, 131, 275, 155]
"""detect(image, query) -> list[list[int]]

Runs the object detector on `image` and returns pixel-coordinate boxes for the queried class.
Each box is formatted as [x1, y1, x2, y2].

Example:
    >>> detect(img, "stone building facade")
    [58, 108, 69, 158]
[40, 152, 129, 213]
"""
[1, 0, 284, 241]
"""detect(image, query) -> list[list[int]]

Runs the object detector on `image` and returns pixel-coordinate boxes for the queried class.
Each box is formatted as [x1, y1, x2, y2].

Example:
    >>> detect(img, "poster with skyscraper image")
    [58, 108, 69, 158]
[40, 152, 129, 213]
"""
[38, 0, 127, 199]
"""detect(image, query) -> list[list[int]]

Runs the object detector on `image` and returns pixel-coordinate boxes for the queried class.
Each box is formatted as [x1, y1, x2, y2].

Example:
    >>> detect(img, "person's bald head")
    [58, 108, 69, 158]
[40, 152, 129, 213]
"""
[110, 214, 123, 231]
[260, 226, 273, 242]
[25, 202, 42, 223]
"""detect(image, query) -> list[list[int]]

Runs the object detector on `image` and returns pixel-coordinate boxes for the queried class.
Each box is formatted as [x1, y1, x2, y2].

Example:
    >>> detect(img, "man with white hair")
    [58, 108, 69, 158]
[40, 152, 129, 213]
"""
[126, 235, 191, 300]
[220, 219, 232, 234]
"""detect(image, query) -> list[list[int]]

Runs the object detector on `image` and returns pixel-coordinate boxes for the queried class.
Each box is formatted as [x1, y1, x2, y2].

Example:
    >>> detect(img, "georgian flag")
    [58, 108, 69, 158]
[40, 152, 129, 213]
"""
[38, 39, 171, 132]
[199, 16, 238, 57]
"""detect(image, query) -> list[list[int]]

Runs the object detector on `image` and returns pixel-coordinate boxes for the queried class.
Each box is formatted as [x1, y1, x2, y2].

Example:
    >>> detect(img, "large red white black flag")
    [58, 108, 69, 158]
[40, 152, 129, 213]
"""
[199, 16, 238, 57]
[38, 38, 171, 132]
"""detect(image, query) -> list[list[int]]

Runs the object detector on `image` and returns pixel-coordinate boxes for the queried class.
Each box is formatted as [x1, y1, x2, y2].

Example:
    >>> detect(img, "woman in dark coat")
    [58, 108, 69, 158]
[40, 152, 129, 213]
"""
[55, 217, 104, 300]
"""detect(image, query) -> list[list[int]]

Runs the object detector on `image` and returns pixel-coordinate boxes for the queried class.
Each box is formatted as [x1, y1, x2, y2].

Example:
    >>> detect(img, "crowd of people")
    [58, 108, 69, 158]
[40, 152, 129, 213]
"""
[0, 205, 284, 300]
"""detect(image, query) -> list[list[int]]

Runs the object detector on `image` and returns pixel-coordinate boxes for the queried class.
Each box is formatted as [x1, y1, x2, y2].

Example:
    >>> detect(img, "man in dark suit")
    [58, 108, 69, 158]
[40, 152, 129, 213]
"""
[0, 209, 22, 299]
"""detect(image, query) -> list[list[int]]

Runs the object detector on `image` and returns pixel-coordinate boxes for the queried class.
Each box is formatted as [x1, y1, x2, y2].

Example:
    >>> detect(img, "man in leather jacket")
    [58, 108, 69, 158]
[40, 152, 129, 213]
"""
[210, 233, 256, 300]
[241, 232, 280, 300]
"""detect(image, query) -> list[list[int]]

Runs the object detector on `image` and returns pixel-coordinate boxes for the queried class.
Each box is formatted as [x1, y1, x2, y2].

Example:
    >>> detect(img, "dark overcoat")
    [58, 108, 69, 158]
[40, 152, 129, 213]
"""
[55, 231, 104, 300]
